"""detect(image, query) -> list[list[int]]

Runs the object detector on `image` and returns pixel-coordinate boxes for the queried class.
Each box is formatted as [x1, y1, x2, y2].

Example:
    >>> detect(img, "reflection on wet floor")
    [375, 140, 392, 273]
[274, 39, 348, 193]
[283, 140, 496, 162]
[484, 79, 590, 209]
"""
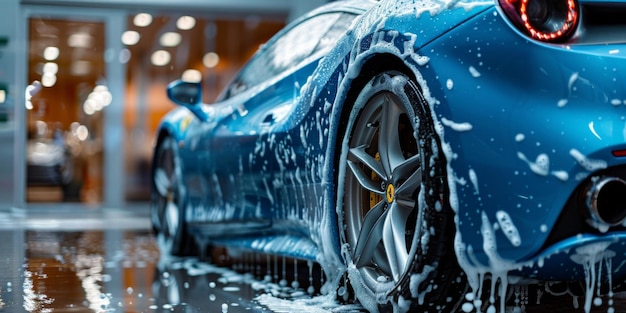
[0, 218, 363, 313]
[22, 230, 158, 312]
[1, 209, 626, 313]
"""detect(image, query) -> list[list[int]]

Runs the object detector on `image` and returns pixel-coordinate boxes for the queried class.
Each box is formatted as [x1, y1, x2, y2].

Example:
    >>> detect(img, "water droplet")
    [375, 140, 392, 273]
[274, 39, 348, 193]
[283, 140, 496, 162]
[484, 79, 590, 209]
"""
[446, 79, 454, 90]
[594, 297, 602, 306]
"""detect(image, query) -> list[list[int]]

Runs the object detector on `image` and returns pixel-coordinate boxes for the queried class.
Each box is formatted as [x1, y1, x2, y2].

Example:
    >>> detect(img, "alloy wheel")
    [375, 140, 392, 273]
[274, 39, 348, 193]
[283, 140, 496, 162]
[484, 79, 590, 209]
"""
[344, 78, 422, 291]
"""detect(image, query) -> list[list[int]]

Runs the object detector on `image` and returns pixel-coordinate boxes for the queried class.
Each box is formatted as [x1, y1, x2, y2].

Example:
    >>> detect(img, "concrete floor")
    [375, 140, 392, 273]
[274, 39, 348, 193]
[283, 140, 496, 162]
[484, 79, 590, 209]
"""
[0, 206, 625, 313]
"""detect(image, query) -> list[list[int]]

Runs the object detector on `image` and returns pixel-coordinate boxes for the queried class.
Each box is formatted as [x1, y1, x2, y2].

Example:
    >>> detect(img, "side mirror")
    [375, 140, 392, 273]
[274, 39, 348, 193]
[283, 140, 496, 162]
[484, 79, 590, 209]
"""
[166, 80, 208, 121]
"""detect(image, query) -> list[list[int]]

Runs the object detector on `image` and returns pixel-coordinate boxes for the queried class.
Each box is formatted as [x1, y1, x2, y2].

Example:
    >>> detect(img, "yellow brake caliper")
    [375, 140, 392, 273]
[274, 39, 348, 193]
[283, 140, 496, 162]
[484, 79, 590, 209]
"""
[369, 152, 383, 209]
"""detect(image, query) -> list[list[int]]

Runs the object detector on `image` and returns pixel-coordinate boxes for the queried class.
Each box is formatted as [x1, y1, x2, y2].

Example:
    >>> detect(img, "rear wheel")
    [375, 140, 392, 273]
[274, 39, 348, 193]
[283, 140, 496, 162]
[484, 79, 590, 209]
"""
[338, 72, 465, 311]
[151, 135, 195, 256]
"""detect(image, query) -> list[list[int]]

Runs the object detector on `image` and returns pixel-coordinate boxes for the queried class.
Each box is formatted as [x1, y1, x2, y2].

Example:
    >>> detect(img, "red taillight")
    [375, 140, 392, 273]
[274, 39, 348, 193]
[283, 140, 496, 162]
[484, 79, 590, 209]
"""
[612, 150, 626, 158]
[499, 0, 579, 42]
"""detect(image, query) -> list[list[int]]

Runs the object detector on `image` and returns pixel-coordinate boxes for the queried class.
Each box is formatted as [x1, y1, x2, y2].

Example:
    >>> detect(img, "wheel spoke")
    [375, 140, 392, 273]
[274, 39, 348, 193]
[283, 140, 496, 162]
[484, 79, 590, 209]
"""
[378, 96, 405, 176]
[395, 159, 422, 199]
[349, 145, 386, 179]
[165, 201, 179, 238]
[154, 168, 172, 197]
[382, 202, 411, 281]
[347, 160, 385, 195]
[393, 154, 421, 184]
[152, 196, 168, 230]
[354, 201, 387, 267]
[396, 198, 416, 209]
[373, 245, 393, 278]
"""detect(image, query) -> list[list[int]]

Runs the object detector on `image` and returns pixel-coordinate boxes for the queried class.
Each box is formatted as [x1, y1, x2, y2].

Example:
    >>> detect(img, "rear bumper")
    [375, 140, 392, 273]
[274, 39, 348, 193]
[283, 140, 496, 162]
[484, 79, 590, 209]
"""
[515, 232, 626, 284]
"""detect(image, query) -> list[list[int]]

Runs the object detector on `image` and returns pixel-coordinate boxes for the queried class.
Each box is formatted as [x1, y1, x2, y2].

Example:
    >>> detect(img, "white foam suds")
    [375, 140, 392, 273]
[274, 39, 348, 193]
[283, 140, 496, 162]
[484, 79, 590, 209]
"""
[569, 149, 608, 172]
[441, 117, 473, 132]
[469, 168, 479, 194]
[413, 54, 431, 66]
[568, 72, 579, 90]
[517, 152, 549, 176]
[469, 66, 481, 78]
[552, 170, 569, 181]
[570, 243, 616, 313]
[495, 211, 521, 247]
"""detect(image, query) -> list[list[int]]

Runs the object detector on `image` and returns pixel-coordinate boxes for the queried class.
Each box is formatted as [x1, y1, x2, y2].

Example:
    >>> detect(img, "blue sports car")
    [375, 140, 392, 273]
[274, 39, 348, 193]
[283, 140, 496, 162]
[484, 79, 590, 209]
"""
[151, 0, 626, 311]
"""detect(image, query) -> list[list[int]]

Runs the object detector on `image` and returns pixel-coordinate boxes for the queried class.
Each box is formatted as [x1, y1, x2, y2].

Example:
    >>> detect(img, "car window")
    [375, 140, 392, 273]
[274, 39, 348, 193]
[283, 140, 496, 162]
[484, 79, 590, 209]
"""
[311, 13, 356, 56]
[221, 12, 357, 100]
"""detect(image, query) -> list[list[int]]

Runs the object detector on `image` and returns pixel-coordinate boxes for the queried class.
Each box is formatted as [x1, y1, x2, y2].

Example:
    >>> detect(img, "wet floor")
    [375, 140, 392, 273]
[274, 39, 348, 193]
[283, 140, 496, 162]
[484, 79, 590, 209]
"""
[0, 207, 362, 313]
[1, 206, 625, 313]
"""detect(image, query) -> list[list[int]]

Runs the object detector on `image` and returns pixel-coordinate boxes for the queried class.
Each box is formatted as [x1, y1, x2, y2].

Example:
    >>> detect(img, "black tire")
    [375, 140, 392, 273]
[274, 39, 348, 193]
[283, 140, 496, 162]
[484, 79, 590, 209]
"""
[151, 135, 195, 256]
[337, 71, 466, 311]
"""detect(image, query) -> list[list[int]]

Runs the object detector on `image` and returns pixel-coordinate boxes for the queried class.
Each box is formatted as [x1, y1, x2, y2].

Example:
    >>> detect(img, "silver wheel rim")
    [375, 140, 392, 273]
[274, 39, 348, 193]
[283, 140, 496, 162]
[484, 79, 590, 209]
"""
[344, 91, 422, 291]
[153, 137, 180, 251]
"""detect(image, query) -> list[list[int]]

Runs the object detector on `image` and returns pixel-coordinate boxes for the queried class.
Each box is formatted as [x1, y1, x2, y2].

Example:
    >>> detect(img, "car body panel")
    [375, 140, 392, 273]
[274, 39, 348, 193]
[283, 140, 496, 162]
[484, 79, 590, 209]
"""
[411, 6, 626, 266]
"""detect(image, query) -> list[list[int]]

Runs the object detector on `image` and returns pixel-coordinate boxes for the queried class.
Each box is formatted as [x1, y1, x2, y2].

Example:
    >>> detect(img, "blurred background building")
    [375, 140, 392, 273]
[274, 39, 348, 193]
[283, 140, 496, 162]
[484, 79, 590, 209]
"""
[0, 0, 326, 210]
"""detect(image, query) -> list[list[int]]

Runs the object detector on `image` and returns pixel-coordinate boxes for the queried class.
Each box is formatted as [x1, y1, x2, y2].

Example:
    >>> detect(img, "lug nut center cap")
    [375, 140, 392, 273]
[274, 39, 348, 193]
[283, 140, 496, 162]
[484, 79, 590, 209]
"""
[386, 184, 395, 203]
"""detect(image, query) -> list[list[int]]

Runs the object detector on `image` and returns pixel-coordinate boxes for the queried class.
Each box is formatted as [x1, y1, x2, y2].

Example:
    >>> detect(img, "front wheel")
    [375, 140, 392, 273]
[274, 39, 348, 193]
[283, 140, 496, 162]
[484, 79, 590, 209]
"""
[151, 135, 195, 256]
[337, 71, 466, 311]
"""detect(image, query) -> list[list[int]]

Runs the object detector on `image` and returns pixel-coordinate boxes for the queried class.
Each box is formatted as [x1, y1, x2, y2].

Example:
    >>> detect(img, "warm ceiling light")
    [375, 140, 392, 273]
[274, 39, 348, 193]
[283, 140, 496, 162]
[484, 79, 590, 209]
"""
[159, 32, 182, 47]
[41, 73, 57, 87]
[68, 32, 93, 48]
[91, 85, 112, 107]
[43, 46, 59, 61]
[0, 90, 5, 104]
[83, 99, 96, 115]
[151, 50, 171, 66]
[76, 125, 89, 141]
[182, 69, 202, 83]
[133, 13, 153, 27]
[203, 52, 219, 68]
[42, 62, 58, 75]
[176, 16, 196, 30]
[121, 30, 140, 45]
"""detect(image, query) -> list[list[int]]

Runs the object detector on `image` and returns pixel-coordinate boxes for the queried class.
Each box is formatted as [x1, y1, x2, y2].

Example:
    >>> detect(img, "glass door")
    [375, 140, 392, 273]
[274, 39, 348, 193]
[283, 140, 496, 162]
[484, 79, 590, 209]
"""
[22, 6, 125, 208]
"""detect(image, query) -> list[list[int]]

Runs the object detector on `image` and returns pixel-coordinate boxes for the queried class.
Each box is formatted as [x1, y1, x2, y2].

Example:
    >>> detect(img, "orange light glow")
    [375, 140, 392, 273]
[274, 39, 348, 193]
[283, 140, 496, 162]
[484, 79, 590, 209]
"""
[519, 0, 578, 41]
